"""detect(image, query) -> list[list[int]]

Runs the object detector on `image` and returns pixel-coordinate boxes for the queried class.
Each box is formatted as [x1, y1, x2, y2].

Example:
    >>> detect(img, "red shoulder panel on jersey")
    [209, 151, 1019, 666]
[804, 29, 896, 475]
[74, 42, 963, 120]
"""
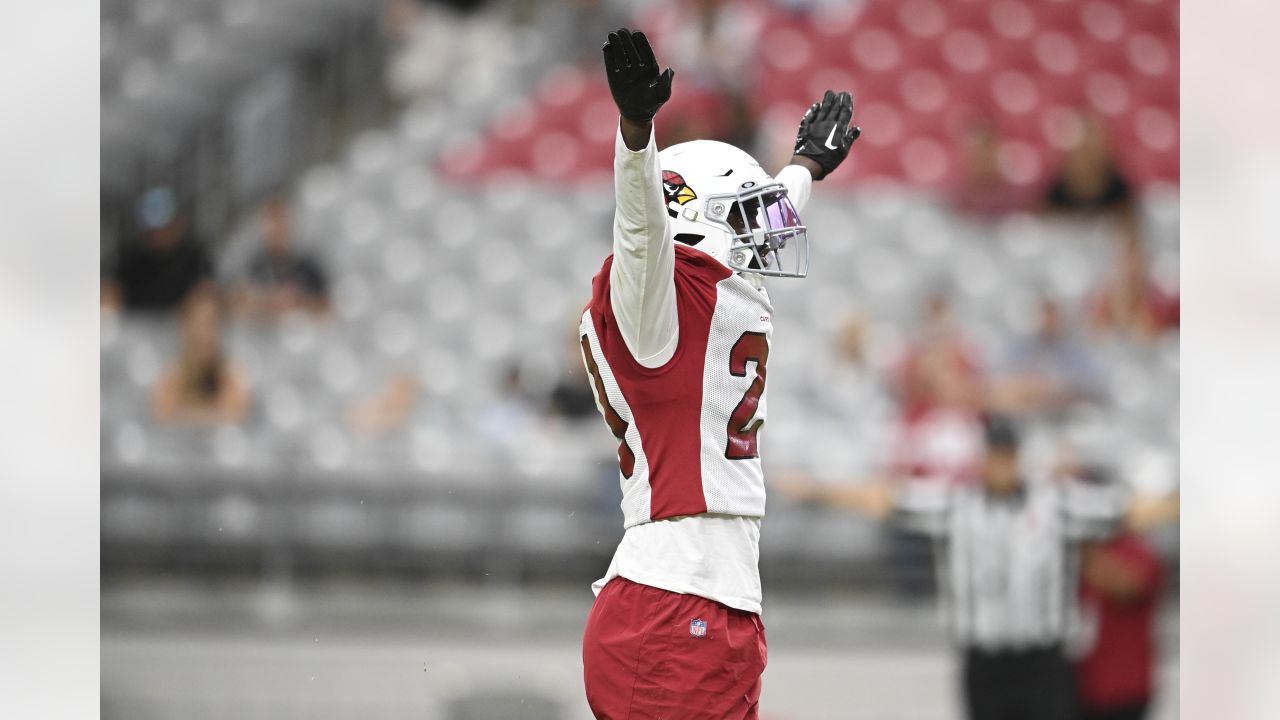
[589, 245, 732, 520]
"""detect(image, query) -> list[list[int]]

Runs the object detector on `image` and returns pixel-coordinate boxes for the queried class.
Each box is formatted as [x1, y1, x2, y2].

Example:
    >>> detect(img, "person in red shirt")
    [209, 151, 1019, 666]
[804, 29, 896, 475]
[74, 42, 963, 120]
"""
[1086, 213, 1178, 343]
[1074, 531, 1164, 720]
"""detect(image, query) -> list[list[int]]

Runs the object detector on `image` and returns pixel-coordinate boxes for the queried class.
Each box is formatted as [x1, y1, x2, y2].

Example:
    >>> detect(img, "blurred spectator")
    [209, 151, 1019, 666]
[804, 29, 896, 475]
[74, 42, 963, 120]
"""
[474, 364, 539, 446]
[812, 310, 894, 468]
[151, 294, 251, 426]
[547, 331, 598, 422]
[890, 372, 985, 485]
[991, 298, 1104, 418]
[952, 120, 1033, 217]
[349, 370, 420, 435]
[103, 187, 214, 313]
[1086, 216, 1178, 342]
[819, 309, 883, 415]
[232, 196, 330, 319]
[1074, 531, 1164, 720]
[891, 292, 985, 482]
[896, 291, 982, 420]
[1042, 113, 1133, 216]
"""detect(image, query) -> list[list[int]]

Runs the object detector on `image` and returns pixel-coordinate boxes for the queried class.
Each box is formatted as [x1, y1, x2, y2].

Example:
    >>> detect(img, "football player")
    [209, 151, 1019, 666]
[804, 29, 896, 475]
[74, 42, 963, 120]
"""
[579, 27, 860, 718]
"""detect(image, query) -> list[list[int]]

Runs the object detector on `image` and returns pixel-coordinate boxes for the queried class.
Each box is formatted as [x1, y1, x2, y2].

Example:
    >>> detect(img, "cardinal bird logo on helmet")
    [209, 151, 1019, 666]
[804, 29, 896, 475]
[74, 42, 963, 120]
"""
[662, 170, 697, 206]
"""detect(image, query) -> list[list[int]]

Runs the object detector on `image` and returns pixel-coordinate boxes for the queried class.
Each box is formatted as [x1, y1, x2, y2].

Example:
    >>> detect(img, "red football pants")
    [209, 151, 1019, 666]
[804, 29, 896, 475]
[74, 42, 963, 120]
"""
[582, 577, 767, 719]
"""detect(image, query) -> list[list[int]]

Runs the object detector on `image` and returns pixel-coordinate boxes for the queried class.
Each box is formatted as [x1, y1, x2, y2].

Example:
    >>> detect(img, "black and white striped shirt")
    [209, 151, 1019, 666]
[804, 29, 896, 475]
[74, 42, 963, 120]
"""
[894, 478, 1125, 651]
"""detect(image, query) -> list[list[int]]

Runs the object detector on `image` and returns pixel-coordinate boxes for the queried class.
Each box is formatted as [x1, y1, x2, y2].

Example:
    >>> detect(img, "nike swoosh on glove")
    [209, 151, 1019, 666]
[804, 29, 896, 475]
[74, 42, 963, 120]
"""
[793, 90, 861, 181]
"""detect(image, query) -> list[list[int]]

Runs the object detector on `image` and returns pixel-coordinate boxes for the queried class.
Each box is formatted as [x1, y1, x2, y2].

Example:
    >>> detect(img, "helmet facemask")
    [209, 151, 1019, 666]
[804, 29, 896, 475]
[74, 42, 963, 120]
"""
[702, 182, 809, 278]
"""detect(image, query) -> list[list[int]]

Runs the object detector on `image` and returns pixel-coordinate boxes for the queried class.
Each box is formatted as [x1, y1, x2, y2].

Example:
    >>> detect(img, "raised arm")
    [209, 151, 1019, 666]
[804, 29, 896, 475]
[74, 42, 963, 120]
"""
[603, 28, 679, 368]
[777, 90, 862, 210]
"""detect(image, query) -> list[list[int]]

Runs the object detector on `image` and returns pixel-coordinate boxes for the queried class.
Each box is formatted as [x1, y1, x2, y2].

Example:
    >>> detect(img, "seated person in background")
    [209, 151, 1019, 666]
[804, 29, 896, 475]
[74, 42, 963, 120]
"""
[951, 120, 1034, 217]
[990, 297, 1104, 417]
[891, 355, 985, 485]
[233, 196, 329, 319]
[896, 291, 982, 422]
[1042, 112, 1133, 216]
[103, 186, 214, 313]
[547, 329, 599, 422]
[891, 291, 986, 484]
[349, 370, 421, 436]
[151, 294, 251, 426]
[474, 364, 538, 447]
[825, 309, 879, 408]
[1087, 214, 1177, 342]
[813, 309, 895, 467]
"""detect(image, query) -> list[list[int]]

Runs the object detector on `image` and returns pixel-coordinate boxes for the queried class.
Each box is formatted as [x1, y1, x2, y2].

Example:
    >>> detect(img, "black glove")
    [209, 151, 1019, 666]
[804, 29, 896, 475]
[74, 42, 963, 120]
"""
[602, 28, 674, 123]
[793, 90, 861, 180]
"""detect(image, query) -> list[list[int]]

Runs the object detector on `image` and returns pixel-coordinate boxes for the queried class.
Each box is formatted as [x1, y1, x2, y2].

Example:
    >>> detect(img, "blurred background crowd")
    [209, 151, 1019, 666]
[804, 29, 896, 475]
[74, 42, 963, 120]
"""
[100, 0, 1178, 718]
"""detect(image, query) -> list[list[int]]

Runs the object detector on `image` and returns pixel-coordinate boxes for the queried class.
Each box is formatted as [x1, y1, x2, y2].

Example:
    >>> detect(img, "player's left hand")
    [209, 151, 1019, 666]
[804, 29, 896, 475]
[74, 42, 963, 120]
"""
[792, 90, 861, 181]
[603, 28, 674, 124]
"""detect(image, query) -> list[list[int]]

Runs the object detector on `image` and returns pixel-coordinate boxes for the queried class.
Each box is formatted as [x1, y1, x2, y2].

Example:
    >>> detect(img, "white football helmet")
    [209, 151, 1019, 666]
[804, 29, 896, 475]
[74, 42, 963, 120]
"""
[658, 140, 809, 278]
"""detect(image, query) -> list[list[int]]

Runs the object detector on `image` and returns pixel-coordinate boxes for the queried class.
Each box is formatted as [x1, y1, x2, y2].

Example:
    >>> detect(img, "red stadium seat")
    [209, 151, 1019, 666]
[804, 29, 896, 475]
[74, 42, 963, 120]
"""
[941, 28, 994, 75]
[947, 0, 994, 33]
[857, 100, 909, 150]
[897, 0, 949, 40]
[1123, 0, 1178, 35]
[899, 135, 956, 188]
[1033, 31, 1083, 78]
[849, 25, 905, 75]
[857, 0, 904, 30]
[1036, 75, 1088, 111]
[989, 0, 1037, 41]
[1126, 33, 1174, 79]
[1075, 33, 1130, 79]
[1039, 105, 1087, 152]
[762, 25, 815, 73]
[899, 68, 950, 115]
[989, 70, 1040, 116]
[987, 34, 1037, 79]
[1080, 1, 1127, 43]
[995, 137, 1048, 188]
[1034, 0, 1084, 35]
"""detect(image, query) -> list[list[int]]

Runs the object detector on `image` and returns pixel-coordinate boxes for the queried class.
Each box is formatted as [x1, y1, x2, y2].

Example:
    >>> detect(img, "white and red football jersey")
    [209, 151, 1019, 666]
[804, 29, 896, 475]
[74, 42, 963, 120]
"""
[581, 126, 812, 614]
[580, 244, 773, 529]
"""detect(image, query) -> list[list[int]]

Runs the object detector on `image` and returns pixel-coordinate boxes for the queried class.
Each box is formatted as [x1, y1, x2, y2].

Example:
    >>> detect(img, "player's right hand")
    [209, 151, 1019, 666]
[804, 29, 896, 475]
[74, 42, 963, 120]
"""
[602, 28, 674, 123]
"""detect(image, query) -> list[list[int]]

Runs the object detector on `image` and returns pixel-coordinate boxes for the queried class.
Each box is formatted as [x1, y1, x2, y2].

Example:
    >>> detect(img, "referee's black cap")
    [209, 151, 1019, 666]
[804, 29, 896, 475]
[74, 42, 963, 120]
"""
[983, 414, 1020, 451]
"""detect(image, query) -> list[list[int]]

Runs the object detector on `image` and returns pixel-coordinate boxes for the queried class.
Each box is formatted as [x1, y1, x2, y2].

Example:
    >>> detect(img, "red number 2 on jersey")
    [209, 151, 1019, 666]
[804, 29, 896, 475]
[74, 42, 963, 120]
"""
[726, 331, 769, 459]
[581, 330, 770, 474]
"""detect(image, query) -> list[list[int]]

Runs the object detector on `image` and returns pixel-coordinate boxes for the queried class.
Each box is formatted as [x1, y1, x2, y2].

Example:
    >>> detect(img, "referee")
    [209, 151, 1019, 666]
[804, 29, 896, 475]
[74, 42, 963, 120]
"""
[792, 416, 1127, 720]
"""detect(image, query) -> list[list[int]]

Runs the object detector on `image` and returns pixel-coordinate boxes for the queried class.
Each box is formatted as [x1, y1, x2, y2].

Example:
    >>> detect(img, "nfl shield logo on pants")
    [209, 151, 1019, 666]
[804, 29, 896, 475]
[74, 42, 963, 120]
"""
[689, 618, 707, 638]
